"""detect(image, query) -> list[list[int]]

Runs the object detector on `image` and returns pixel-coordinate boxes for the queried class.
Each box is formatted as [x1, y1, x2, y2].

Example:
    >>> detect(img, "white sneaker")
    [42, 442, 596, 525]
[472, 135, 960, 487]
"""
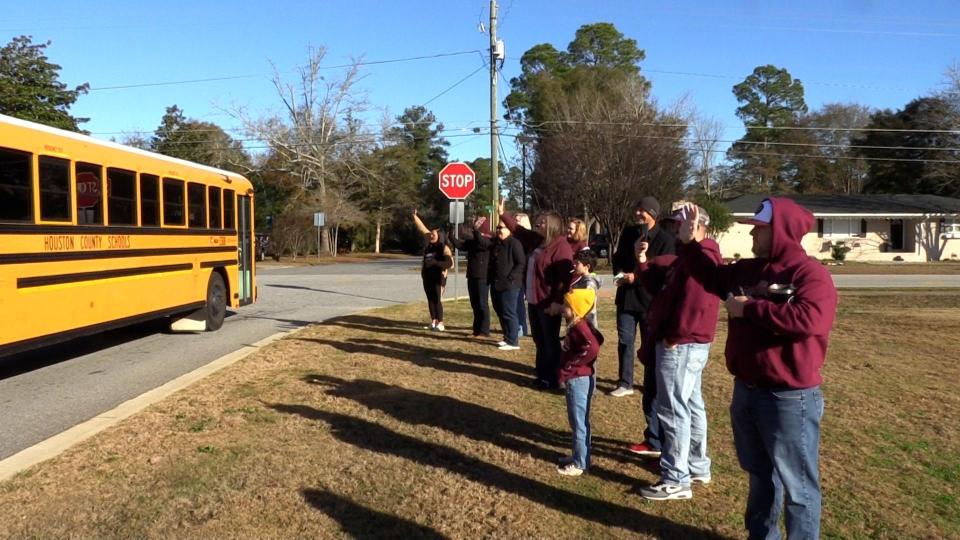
[557, 463, 584, 476]
[497, 341, 507, 347]
[608, 386, 635, 397]
[424, 322, 436, 330]
[435, 323, 445, 332]
[498, 344, 520, 351]
[639, 482, 692, 500]
[690, 474, 712, 485]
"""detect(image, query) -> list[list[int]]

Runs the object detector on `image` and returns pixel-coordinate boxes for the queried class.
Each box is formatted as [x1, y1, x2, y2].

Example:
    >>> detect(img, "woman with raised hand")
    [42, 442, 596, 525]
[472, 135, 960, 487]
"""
[498, 199, 575, 390]
[412, 209, 454, 331]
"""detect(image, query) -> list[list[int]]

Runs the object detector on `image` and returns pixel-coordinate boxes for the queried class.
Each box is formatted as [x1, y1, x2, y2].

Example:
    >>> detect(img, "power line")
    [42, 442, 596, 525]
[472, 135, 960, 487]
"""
[88, 50, 484, 91]
[422, 61, 488, 107]
[518, 119, 960, 135]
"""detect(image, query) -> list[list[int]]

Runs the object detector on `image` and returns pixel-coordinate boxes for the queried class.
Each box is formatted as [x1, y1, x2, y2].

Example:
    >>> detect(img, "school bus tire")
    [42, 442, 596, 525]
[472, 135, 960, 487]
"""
[205, 271, 227, 331]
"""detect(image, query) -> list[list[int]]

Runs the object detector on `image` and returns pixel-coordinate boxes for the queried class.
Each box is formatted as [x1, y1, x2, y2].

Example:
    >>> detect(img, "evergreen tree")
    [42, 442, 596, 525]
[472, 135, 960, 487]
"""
[727, 65, 808, 193]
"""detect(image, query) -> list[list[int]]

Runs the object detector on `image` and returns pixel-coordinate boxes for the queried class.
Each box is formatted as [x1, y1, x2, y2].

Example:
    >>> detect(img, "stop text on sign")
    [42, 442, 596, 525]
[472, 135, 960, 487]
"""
[438, 162, 476, 199]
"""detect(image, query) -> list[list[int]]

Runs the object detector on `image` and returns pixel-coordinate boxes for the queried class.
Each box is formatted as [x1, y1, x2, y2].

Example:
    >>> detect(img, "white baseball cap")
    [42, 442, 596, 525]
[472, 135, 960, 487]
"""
[738, 199, 772, 226]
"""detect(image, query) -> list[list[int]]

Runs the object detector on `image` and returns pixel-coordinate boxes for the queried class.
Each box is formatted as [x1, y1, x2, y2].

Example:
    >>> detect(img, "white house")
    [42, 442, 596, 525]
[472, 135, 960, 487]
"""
[719, 194, 960, 262]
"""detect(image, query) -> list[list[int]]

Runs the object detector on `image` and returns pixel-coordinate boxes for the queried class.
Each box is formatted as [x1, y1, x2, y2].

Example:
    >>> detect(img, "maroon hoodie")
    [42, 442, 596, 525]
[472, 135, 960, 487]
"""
[682, 198, 838, 389]
[500, 212, 575, 309]
[559, 320, 604, 383]
[639, 238, 723, 347]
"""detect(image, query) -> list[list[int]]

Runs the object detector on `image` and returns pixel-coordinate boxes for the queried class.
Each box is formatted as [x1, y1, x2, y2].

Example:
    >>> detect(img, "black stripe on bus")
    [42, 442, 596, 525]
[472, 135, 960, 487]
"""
[0, 301, 207, 358]
[17, 263, 193, 289]
[0, 246, 237, 265]
[0, 224, 238, 236]
[200, 260, 237, 269]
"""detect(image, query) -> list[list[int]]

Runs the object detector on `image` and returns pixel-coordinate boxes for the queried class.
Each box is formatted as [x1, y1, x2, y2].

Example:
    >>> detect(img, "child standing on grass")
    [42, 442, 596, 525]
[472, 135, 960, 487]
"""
[570, 249, 602, 330]
[556, 288, 604, 476]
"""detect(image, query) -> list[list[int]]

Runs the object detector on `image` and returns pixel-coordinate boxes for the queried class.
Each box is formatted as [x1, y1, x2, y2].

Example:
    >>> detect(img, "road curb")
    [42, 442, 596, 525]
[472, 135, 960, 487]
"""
[0, 328, 298, 483]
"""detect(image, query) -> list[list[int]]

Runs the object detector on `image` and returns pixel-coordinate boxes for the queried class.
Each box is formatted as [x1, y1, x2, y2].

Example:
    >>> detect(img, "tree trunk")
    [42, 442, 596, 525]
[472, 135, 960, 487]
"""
[375, 218, 382, 254]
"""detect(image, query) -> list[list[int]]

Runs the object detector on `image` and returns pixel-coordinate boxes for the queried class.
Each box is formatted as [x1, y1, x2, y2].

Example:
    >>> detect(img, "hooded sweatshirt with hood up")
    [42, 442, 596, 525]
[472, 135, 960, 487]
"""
[681, 197, 838, 389]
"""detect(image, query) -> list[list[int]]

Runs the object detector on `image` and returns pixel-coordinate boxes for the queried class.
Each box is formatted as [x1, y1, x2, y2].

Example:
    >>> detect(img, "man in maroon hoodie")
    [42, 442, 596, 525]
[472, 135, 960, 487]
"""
[678, 198, 837, 539]
[636, 206, 722, 501]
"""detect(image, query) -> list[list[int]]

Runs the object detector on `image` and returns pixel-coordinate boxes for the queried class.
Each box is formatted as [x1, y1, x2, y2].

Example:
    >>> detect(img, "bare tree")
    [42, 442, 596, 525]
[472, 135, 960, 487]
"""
[531, 75, 687, 250]
[230, 46, 369, 256]
[688, 113, 723, 195]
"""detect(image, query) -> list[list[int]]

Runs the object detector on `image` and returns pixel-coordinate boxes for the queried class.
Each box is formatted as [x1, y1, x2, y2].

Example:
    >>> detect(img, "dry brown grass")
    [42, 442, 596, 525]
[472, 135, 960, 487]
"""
[824, 261, 960, 275]
[0, 292, 958, 539]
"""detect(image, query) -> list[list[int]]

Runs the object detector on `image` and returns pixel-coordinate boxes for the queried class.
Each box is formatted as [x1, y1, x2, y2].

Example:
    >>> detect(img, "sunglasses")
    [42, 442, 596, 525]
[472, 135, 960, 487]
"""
[496, 226, 506, 231]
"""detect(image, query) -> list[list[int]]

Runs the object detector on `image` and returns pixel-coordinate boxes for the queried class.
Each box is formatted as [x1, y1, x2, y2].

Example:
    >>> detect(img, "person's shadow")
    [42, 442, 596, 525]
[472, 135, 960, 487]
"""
[303, 375, 678, 486]
[301, 489, 447, 539]
[295, 337, 532, 387]
[268, 402, 729, 539]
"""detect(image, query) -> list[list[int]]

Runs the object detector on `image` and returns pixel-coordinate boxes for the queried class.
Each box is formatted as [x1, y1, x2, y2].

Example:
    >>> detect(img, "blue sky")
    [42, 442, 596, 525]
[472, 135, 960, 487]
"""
[3, 1, 959, 167]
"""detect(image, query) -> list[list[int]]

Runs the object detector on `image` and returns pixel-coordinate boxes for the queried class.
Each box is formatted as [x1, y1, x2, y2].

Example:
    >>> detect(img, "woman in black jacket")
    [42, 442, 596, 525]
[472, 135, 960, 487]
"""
[449, 216, 492, 338]
[487, 221, 526, 350]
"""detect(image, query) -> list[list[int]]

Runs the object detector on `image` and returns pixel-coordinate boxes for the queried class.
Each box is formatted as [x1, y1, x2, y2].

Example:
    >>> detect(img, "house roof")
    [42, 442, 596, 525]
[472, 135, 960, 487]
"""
[725, 194, 960, 217]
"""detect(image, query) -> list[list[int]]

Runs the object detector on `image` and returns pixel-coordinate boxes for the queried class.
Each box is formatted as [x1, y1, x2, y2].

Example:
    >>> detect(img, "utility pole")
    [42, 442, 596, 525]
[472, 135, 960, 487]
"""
[518, 135, 530, 214]
[489, 0, 499, 225]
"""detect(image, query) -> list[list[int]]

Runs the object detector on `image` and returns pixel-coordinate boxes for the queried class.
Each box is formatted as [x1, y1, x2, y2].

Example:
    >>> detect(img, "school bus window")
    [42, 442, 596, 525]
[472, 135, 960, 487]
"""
[187, 182, 207, 228]
[76, 162, 103, 225]
[107, 168, 136, 226]
[0, 147, 33, 222]
[39, 156, 71, 222]
[140, 173, 160, 226]
[162, 178, 185, 226]
[223, 189, 235, 230]
[208, 186, 222, 229]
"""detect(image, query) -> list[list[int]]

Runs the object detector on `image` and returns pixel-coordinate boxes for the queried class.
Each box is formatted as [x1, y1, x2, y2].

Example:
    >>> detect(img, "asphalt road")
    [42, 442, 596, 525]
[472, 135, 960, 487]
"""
[0, 258, 426, 460]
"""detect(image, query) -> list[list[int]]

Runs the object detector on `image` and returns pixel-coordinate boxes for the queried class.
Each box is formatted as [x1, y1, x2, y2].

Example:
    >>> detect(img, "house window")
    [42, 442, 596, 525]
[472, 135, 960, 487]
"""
[820, 218, 866, 239]
[943, 219, 960, 239]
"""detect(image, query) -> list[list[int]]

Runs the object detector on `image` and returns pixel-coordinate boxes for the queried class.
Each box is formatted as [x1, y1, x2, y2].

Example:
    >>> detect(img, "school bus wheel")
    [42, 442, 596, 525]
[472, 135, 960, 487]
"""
[205, 272, 227, 331]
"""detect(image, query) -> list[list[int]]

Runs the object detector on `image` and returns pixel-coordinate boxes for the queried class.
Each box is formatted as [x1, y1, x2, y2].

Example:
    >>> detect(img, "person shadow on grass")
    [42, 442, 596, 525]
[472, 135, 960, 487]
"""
[303, 374, 655, 485]
[268, 401, 730, 539]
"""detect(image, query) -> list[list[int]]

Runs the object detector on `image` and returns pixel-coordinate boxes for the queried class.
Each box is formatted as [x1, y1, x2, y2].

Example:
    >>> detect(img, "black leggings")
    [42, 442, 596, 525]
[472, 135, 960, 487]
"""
[423, 277, 443, 321]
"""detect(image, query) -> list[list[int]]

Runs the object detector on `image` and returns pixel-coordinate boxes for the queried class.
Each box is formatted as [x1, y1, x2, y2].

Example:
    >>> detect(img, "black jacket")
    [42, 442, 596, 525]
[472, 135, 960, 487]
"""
[449, 226, 491, 280]
[486, 235, 526, 292]
[613, 224, 675, 312]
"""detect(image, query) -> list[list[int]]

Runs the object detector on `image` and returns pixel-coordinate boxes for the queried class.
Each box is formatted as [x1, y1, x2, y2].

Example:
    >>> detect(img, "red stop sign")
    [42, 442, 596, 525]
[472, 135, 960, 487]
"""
[438, 162, 476, 199]
[76, 172, 101, 208]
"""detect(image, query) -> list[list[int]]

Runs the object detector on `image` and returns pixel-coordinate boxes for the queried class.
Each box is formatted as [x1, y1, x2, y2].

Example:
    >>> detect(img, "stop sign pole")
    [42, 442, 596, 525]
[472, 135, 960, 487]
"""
[438, 162, 476, 303]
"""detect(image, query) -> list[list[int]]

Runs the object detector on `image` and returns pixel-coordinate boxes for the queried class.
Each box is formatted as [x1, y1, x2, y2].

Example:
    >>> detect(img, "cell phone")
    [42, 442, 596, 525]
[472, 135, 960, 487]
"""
[638, 223, 649, 241]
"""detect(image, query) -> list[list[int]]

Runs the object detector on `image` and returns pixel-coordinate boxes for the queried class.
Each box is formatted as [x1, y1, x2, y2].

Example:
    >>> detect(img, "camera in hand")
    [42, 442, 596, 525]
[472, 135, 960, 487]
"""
[767, 283, 796, 304]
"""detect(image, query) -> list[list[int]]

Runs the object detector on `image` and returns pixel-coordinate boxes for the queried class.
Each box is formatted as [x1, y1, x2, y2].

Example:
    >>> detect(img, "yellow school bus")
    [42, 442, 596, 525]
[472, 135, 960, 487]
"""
[0, 114, 256, 356]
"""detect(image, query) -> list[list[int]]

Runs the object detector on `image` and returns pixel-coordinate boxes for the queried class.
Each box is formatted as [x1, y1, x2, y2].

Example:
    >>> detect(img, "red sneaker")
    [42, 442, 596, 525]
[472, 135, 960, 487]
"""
[628, 442, 662, 457]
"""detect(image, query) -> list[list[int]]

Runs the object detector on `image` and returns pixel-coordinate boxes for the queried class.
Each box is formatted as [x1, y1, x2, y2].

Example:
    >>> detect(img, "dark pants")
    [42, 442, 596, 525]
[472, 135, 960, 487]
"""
[467, 278, 490, 336]
[491, 286, 520, 346]
[618, 306, 660, 448]
[731, 380, 824, 540]
[529, 303, 562, 387]
[422, 277, 443, 321]
[616, 306, 648, 389]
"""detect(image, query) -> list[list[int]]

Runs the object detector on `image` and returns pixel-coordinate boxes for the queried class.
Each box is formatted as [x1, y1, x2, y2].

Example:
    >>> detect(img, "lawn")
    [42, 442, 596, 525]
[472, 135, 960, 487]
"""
[0, 291, 957, 539]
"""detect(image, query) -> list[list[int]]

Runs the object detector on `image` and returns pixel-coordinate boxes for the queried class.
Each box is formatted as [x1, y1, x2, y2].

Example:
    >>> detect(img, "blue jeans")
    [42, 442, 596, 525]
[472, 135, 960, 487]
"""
[615, 306, 643, 389]
[565, 374, 596, 469]
[617, 306, 659, 448]
[516, 287, 528, 338]
[491, 287, 520, 346]
[731, 379, 824, 540]
[655, 342, 711, 486]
